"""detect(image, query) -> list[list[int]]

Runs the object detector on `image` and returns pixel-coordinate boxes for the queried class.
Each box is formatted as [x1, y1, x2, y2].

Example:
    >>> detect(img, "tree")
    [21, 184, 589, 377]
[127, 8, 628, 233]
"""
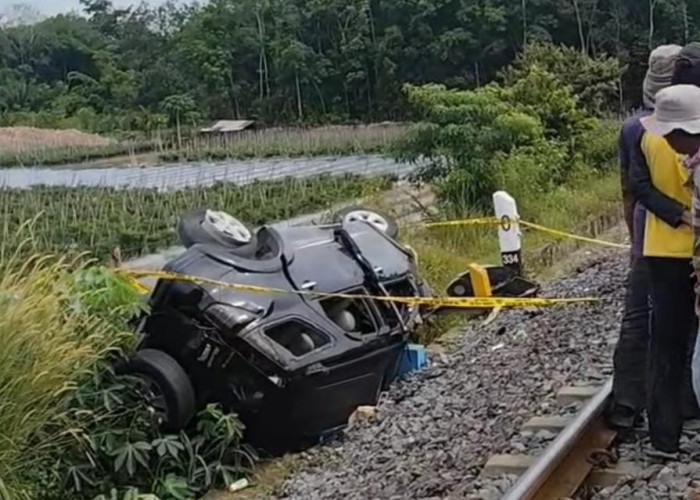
[0, 0, 695, 131]
[161, 94, 195, 147]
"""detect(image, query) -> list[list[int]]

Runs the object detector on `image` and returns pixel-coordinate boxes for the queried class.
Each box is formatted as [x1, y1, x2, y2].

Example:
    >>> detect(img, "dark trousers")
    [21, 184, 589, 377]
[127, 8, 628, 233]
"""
[612, 255, 649, 413]
[647, 257, 699, 452]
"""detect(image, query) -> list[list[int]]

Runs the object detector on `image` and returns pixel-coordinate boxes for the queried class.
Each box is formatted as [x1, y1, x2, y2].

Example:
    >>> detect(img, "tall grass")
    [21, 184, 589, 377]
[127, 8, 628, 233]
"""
[404, 170, 621, 289]
[0, 126, 114, 152]
[0, 245, 132, 498]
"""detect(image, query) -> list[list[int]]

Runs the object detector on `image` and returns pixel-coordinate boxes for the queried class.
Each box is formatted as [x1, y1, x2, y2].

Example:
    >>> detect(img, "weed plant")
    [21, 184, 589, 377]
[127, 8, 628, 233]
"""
[401, 170, 621, 345]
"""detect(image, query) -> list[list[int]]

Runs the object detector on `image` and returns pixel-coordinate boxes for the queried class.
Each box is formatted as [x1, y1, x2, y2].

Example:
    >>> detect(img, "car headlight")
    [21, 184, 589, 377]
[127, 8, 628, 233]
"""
[205, 303, 259, 331]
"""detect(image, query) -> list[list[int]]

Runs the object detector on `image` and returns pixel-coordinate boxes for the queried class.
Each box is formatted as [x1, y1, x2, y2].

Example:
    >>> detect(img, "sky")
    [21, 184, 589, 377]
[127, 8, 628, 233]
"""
[13, 0, 177, 17]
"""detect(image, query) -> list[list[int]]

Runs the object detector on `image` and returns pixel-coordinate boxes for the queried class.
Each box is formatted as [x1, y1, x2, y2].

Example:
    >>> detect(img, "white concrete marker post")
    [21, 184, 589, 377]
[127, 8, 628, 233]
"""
[492, 191, 523, 275]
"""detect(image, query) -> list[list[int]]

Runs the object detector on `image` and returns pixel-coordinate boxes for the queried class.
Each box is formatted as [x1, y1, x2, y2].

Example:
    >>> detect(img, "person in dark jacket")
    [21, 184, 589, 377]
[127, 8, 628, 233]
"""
[609, 44, 689, 430]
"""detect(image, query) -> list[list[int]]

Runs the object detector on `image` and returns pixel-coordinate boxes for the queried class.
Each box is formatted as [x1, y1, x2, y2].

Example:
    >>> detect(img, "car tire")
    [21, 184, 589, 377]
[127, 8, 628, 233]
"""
[333, 206, 399, 238]
[123, 349, 196, 431]
[177, 208, 258, 257]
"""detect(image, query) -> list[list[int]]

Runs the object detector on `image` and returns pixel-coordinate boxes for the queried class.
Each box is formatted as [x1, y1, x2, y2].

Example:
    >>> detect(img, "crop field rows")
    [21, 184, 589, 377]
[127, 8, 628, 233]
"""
[0, 155, 413, 190]
[0, 125, 406, 169]
[0, 175, 393, 262]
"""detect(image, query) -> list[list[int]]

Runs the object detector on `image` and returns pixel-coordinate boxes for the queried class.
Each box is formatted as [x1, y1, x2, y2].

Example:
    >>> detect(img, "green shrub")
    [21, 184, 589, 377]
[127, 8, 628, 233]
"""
[574, 119, 620, 171]
[500, 65, 597, 143]
[499, 42, 624, 115]
[491, 142, 570, 203]
[396, 81, 550, 208]
[394, 49, 618, 211]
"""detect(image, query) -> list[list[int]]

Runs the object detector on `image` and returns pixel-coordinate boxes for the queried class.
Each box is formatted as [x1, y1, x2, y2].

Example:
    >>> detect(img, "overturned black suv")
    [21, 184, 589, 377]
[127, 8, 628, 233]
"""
[124, 207, 433, 449]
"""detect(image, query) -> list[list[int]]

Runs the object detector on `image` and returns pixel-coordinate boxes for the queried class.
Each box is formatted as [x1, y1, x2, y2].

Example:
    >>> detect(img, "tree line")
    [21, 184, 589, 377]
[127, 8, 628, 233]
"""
[0, 0, 697, 133]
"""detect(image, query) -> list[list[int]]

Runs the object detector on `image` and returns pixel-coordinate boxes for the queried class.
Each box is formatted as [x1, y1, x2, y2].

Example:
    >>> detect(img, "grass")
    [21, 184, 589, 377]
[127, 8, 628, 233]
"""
[0, 174, 393, 261]
[0, 124, 406, 168]
[357, 168, 622, 345]
[409, 170, 620, 289]
[203, 455, 304, 500]
[0, 249, 134, 498]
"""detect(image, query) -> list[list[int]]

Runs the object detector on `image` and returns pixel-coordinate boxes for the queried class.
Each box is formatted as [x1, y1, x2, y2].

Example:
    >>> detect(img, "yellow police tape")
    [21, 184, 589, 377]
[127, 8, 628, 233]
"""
[117, 268, 603, 310]
[423, 217, 630, 250]
[116, 215, 630, 308]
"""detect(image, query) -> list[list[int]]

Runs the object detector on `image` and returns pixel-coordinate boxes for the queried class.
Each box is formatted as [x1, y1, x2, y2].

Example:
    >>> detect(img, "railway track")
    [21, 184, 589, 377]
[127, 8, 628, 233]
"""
[482, 378, 642, 500]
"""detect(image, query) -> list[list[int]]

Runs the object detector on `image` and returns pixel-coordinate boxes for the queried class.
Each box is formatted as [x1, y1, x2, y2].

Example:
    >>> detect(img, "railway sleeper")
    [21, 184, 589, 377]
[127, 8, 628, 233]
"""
[481, 454, 641, 488]
[481, 381, 644, 499]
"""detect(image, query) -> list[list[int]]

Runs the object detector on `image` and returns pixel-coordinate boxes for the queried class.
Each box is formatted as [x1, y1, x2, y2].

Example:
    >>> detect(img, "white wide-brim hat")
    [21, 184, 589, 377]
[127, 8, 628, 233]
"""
[641, 84, 700, 136]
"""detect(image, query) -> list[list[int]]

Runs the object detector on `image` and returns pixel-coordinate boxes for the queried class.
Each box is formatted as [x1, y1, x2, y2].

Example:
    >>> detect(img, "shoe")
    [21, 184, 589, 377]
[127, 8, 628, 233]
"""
[645, 445, 679, 461]
[607, 404, 638, 430]
[633, 414, 648, 431]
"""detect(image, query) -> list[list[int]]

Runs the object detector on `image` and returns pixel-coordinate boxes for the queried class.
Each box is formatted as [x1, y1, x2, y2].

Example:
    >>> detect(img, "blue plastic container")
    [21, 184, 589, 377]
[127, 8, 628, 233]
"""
[396, 344, 429, 378]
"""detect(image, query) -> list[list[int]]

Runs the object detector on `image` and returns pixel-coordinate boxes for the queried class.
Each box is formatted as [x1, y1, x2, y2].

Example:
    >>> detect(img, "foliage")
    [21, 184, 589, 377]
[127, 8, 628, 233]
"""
[0, 140, 153, 168]
[0, 0, 698, 129]
[499, 42, 625, 115]
[0, 253, 139, 498]
[0, 174, 392, 261]
[395, 49, 616, 210]
[30, 369, 255, 500]
[0, 255, 254, 499]
[0, 124, 405, 168]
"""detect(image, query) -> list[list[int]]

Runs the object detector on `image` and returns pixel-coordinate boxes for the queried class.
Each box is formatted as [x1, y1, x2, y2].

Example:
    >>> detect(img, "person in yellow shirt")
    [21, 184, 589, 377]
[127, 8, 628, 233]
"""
[610, 45, 688, 432]
[632, 77, 698, 458]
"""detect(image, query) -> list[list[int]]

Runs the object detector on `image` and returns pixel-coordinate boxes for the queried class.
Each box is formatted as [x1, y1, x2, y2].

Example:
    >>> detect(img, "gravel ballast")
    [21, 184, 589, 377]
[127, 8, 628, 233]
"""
[278, 248, 627, 500]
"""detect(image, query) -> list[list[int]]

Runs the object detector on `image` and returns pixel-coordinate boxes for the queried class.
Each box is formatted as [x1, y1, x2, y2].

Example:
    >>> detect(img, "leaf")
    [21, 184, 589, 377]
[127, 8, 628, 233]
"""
[91, 488, 118, 500]
[152, 435, 184, 460]
[193, 455, 212, 487]
[157, 474, 191, 500]
[114, 448, 128, 474]
[112, 442, 152, 477]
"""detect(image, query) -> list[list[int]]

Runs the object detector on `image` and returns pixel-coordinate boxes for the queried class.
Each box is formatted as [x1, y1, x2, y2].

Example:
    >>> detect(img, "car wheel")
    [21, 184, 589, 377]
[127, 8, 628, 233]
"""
[333, 206, 399, 238]
[178, 208, 258, 257]
[123, 349, 196, 431]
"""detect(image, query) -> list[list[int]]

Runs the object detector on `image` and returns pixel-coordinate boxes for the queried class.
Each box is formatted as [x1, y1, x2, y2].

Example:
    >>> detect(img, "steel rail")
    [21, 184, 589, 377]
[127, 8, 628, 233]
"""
[501, 378, 613, 500]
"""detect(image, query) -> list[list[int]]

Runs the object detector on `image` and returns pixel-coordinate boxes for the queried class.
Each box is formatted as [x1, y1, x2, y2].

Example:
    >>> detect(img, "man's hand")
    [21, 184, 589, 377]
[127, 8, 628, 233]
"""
[682, 210, 693, 226]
